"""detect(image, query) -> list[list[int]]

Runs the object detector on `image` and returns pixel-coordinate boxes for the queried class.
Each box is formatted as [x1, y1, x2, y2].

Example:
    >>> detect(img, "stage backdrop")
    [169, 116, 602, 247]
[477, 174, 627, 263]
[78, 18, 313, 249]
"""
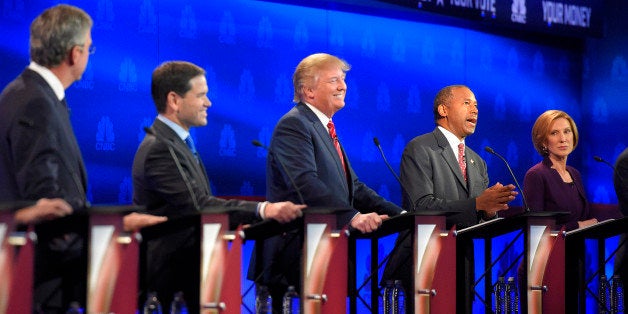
[1, 0, 626, 312]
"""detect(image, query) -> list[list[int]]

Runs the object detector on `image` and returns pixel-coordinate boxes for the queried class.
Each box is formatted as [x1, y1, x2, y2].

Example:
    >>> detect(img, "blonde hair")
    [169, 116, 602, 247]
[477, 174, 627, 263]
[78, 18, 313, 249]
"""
[292, 53, 350, 103]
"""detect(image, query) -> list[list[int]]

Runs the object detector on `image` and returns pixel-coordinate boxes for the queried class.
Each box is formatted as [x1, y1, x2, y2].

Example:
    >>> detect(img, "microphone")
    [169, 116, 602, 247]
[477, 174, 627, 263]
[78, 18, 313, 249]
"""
[593, 155, 615, 170]
[373, 137, 416, 212]
[251, 140, 305, 205]
[144, 127, 200, 210]
[484, 146, 529, 212]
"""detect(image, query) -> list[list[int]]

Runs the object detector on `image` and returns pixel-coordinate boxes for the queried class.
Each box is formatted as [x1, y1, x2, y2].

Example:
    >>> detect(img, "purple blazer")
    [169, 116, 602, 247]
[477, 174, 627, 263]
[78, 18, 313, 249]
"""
[523, 157, 592, 231]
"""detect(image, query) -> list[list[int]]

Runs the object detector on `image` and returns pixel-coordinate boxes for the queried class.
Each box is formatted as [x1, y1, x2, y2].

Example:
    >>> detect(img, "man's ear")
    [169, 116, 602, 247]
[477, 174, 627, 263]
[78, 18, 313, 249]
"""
[68, 45, 80, 66]
[302, 86, 314, 100]
[166, 91, 180, 113]
[437, 104, 447, 117]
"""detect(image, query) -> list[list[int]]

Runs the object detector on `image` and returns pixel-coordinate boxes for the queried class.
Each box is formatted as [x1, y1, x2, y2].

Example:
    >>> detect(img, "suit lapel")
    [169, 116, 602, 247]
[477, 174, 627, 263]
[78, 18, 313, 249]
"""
[152, 120, 211, 195]
[298, 104, 350, 195]
[434, 129, 468, 192]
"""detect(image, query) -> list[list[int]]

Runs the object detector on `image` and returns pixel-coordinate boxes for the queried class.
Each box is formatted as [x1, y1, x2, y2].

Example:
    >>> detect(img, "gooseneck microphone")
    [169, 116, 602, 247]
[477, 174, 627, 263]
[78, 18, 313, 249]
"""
[594, 155, 615, 170]
[484, 146, 530, 212]
[145, 126, 200, 210]
[251, 140, 305, 205]
[373, 137, 416, 212]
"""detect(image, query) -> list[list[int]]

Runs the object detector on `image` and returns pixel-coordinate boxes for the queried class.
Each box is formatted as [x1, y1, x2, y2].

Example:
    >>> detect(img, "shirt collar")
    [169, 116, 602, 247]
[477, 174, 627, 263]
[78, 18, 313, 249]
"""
[157, 114, 189, 141]
[438, 126, 465, 156]
[304, 102, 333, 132]
[28, 61, 65, 101]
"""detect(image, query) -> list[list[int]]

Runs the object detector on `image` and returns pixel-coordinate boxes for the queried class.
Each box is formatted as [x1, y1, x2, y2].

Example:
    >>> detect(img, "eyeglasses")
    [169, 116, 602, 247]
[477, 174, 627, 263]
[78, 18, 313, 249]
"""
[75, 44, 96, 55]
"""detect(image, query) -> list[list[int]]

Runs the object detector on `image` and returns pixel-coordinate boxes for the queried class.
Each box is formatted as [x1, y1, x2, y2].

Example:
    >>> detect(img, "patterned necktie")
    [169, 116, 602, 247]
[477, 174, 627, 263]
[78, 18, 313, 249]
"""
[458, 143, 467, 182]
[185, 135, 199, 163]
[327, 121, 346, 174]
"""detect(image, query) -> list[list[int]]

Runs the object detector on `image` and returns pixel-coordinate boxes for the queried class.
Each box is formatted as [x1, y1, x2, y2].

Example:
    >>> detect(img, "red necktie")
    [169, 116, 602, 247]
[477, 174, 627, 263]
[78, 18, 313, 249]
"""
[327, 121, 346, 174]
[458, 143, 467, 181]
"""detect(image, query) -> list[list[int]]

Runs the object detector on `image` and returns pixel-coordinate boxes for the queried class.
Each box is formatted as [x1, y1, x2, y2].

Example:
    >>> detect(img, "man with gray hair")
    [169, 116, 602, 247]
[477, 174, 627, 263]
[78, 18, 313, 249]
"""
[0, 4, 94, 313]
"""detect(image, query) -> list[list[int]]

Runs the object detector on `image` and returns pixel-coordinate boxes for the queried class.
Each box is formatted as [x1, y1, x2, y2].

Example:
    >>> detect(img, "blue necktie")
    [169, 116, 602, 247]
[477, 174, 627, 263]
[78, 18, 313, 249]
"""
[185, 135, 199, 163]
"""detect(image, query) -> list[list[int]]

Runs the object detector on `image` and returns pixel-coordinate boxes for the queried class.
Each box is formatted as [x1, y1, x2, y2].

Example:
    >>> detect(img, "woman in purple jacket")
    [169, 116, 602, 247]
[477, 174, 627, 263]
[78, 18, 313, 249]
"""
[523, 110, 598, 231]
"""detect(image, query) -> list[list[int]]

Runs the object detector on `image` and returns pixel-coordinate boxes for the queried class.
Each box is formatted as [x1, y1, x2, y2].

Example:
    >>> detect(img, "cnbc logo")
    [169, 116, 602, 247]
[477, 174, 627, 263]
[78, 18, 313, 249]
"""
[96, 116, 116, 151]
[511, 0, 527, 24]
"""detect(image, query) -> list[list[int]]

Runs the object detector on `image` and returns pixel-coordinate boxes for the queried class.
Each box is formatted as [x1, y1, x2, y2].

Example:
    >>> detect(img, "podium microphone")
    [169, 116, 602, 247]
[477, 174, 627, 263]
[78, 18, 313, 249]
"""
[484, 146, 530, 212]
[252, 140, 305, 205]
[144, 127, 199, 210]
[373, 137, 416, 212]
[594, 155, 615, 170]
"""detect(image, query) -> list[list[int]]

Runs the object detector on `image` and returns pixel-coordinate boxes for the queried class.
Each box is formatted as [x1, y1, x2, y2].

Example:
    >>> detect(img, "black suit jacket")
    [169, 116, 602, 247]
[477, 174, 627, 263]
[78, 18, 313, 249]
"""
[0, 67, 89, 310]
[132, 118, 262, 310]
[249, 103, 403, 288]
[0, 68, 88, 212]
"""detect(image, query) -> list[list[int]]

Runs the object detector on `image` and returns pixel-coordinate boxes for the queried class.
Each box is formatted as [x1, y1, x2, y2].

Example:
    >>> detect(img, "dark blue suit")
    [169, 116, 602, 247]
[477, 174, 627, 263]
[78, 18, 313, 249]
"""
[248, 102, 402, 304]
[0, 68, 89, 313]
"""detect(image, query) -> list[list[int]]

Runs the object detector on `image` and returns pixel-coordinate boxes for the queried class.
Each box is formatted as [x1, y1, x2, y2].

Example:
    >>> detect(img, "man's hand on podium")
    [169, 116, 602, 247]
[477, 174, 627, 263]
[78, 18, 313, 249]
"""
[577, 218, 598, 229]
[476, 182, 518, 217]
[13, 198, 73, 225]
[265, 201, 306, 223]
[350, 213, 389, 233]
[123, 212, 167, 232]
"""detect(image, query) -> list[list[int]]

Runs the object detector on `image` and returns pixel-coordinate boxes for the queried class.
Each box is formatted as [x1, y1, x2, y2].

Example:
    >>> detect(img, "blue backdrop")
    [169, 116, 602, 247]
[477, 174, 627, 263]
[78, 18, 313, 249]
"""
[1, 0, 626, 312]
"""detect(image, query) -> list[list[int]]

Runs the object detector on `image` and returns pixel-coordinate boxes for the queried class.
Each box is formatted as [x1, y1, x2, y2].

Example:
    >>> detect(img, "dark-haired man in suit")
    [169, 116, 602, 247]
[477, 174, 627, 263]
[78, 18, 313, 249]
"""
[383, 85, 518, 313]
[132, 61, 305, 312]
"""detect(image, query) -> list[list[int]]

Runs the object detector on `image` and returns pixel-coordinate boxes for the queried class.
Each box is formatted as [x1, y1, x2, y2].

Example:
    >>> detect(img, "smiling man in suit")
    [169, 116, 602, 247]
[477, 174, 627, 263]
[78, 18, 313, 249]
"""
[248, 53, 405, 312]
[132, 61, 305, 312]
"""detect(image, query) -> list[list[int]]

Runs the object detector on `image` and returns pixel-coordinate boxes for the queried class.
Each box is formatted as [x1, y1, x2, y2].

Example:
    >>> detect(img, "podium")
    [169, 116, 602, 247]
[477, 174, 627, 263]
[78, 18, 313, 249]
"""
[456, 212, 567, 313]
[565, 217, 628, 313]
[0, 202, 35, 314]
[87, 205, 143, 314]
[199, 208, 243, 313]
[243, 207, 352, 314]
[349, 212, 456, 314]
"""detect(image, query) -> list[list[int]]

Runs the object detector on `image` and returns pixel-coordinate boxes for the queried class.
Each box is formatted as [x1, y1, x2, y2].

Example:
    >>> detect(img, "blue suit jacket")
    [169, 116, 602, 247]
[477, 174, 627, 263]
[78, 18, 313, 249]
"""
[249, 102, 402, 288]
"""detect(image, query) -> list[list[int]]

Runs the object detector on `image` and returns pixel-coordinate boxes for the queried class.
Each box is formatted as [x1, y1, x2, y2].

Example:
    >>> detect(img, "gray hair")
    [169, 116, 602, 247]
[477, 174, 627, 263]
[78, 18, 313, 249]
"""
[30, 4, 93, 67]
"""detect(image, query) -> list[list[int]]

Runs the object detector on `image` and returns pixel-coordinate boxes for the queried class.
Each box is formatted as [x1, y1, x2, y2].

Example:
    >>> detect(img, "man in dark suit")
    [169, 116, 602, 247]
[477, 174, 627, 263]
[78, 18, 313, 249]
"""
[0, 5, 94, 313]
[248, 53, 404, 311]
[132, 61, 305, 312]
[382, 85, 518, 313]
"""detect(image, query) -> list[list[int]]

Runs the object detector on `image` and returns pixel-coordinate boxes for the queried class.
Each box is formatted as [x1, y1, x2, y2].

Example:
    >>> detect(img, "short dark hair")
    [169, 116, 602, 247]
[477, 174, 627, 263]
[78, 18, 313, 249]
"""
[151, 61, 205, 113]
[432, 85, 468, 122]
[29, 4, 92, 67]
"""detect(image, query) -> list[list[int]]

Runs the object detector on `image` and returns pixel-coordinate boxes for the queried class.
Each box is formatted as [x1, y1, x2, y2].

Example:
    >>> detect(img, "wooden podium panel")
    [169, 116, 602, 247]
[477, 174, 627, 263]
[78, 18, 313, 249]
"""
[565, 217, 628, 313]
[349, 212, 455, 314]
[87, 207, 141, 314]
[456, 212, 566, 313]
[0, 209, 34, 314]
[302, 212, 349, 314]
[200, 212, 242, 313]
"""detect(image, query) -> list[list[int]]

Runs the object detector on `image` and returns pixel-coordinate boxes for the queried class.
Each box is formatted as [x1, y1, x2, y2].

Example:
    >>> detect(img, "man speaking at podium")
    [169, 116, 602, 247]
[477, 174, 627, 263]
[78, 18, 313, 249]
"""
[383, 85, 518, 313]
[248, 53, 404, 312]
